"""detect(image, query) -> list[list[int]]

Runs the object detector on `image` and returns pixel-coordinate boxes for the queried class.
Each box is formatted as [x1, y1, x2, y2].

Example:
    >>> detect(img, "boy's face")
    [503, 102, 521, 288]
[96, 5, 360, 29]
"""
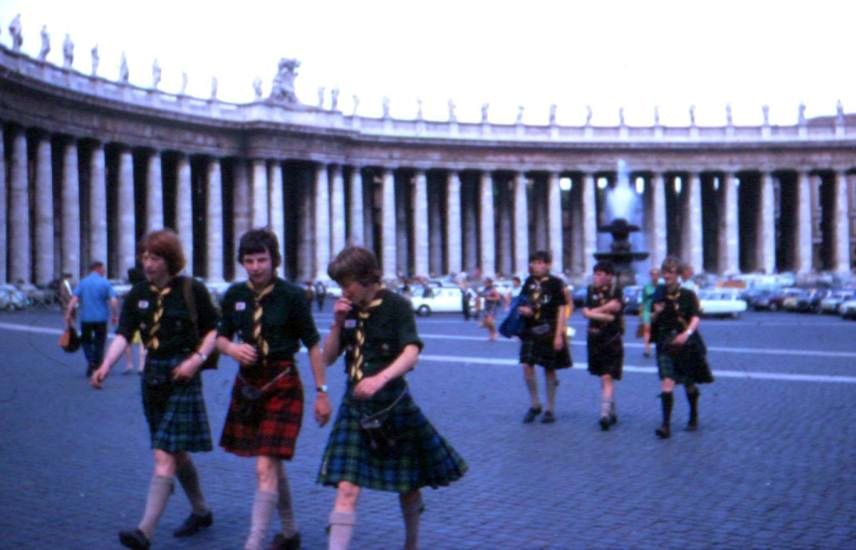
[529, 259, 550, 277]
[340, 279, 374, 308]
[241, 250, 274, 287]
[593, 269, 613, 288]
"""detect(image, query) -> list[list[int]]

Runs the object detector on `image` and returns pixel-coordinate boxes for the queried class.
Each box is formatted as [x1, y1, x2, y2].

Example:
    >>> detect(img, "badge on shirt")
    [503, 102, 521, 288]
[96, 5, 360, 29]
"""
[235, 301, 246, 311]
[138, 300, 150, 309]
[344, 319, 357, 329]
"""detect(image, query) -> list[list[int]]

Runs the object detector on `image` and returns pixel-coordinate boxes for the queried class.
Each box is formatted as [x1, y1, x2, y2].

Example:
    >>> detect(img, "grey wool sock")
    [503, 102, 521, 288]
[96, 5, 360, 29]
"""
[176, 460, 208, 516]
[328, 510, 357, 550]
[138, 475, 174, 539]
[244, 489, 278, 550]
[277, 472, 298, 537]
[400, 495, 424, 550]
[525, 377, 540, 408]
[546, 378, 559, 411]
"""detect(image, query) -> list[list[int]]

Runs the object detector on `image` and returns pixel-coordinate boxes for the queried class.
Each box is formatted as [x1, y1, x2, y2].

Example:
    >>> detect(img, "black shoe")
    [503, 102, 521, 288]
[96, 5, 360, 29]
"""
[271, 532, 301, 550]
[599, 416, 611, 431]
[541, 411, 555, 424]
[522, 406, 542, 423]
[173, 510, 213, 537]
[655, 425, 671, 439]
[609, 413, 618, 426]
[686, 419, 698, 432]
[86, 362, 96, 377]
[119, 528, 150, 549]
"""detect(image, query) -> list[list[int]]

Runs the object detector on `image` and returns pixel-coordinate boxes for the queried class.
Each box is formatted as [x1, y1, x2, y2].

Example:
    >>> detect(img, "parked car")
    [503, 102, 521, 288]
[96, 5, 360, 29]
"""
[758, 287, 801, 311]
[819, 290, 855, 314]
[0, 284, 29, 311]
[840, 299, 856, 320]
[782, 288, 827, 313]
[698, 288, 748, 318]
[622, 285, 641, 315]
[409, 286, 465, 316]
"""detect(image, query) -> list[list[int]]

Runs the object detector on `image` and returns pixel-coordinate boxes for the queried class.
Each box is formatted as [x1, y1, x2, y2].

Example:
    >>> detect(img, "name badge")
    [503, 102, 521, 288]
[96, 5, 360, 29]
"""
[235, 301, 246, 311]
[138, 300, 149, 309]
[344, 319, 357, 329]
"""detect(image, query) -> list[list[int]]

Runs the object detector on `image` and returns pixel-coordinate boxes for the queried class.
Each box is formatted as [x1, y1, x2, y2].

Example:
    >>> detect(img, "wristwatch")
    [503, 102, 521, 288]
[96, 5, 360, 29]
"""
[316, 384, 329, 393]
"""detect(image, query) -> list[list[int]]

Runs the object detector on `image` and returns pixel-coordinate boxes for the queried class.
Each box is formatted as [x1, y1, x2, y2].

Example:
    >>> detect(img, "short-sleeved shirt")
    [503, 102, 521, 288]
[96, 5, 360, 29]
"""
[339, 290, 423, 383]
[521, 274, 567, 331]
[117, 276, 219, 359]
[585, 283, 624, 336]
[217, 278, 320, 361]
[74, 272, 116, 322]
[651, 284, 700, 343]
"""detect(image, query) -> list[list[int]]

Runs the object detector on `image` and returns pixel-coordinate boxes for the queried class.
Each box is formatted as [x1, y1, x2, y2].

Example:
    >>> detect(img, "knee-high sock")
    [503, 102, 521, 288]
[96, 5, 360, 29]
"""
[277, 471, 298, 537]
[600, 398, 613, 418]
[659, 391, 674, 427]
[176, 461, 208, 515]
[400, 495, 424, 550]
[244, 489, 277, 550]
[545, 378, 559, 412]
[138, 475, 174, 539]
[525, 376, 539, 408]
[686, 386, 700, 423]
[328, 510, 357, 550]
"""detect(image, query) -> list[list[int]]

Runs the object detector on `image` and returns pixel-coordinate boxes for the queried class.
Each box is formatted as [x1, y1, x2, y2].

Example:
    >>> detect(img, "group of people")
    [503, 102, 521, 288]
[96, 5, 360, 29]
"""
[77, 228, 465, 550]
[508, 251, 713, 438]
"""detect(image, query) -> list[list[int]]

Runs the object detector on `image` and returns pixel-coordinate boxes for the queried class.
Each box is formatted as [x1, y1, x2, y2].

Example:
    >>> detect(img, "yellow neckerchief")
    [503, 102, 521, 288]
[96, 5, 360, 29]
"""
[349, 292, 384, 382]
[664, 284, 688, 330]
[147, 281, 173, 350]
[530, 276, 549, 320]
[247, 280, 276, 363]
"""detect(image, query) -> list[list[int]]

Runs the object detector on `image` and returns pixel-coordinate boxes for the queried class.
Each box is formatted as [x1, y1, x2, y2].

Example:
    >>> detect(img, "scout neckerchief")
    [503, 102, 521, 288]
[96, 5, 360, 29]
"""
[248, 281, 275, 365]
[529, 276, 549, 321]
[349, 294, 384, 383]
[664, 284, 688, 330]
[147, 283, 172, 350]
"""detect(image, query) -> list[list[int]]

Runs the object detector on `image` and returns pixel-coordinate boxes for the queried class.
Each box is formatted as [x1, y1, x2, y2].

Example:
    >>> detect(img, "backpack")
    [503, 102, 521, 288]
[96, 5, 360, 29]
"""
[498, 294, 527, 338]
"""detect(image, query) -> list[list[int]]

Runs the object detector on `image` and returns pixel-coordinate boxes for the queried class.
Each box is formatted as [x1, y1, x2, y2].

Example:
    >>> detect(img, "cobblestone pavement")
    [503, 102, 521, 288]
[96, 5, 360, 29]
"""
[0, 309, 854, 549]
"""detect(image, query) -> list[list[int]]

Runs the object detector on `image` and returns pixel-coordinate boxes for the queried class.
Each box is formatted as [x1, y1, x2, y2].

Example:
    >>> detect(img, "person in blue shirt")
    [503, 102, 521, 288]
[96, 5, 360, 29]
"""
[64, 261, 118, 376]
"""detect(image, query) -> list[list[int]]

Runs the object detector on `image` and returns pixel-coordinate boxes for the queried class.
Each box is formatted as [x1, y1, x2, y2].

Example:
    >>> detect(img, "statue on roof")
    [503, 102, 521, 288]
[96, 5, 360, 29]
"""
[653, 105, 661, 126]
[481, 102, 490, 123]
[798, 102, 806, 125]
[253, 77, 263, 100]
[352, 94, 360, 116]
[9, 14, 23, 52]
[549, 104, 557, 125]
[62, 33, 74, 68]
[90, 45, 99, 76]
[416, 98, 424, 120]
[210, 76, 218, 100]
[448, 99, 457, 122]
[38, 25, 50, 61]
[119, 52, 129, 83]
[317, 87, 325, 108]
[585, 105, 593, 126]
[331, 87, 340, 111]
[382, 97, 391, 118]
[179, 72, 188, 95]
[725, 103, 733, 126]
[269, 58, 300, 103]
[762, 105, 770, 126]
[151, 58, 161, 89]
[689, 105, 696, 126]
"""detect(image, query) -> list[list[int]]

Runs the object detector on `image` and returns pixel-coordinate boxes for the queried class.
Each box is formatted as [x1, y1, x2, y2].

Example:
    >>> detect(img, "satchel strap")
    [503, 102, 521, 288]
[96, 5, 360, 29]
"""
[182, 276, 200, 340]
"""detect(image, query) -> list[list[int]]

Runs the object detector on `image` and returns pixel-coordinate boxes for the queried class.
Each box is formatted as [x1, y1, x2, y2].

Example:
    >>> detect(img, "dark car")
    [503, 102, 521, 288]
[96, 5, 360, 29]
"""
[753, 287, 800, 311]
[623, 285, 641, 315]
[783, 288, 827, 313]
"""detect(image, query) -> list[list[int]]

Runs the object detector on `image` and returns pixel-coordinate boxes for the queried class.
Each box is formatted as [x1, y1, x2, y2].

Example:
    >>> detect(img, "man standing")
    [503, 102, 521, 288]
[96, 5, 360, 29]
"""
[64, 261, 118, 376]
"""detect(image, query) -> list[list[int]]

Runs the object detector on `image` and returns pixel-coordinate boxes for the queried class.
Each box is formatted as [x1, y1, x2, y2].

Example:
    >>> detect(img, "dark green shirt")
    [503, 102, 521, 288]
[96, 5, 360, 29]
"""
[217, 278, 320, 361]
[651, 285, 700, 343]
[117, 276, 219, 359]
[585, 283, 624, 336]
[521, 274, 567, 330]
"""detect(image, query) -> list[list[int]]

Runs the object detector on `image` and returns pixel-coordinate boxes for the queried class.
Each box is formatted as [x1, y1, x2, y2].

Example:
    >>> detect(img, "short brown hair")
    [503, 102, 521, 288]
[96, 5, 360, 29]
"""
[660, 255, 682, 274]
[139, 229, 186, 276]
[238, 228, 281, 268]
[327, 246, 381, 286]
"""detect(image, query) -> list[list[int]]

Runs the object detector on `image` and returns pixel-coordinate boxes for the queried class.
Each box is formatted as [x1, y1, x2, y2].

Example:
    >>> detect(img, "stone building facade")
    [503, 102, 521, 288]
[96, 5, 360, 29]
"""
[1, 44, 854, 285]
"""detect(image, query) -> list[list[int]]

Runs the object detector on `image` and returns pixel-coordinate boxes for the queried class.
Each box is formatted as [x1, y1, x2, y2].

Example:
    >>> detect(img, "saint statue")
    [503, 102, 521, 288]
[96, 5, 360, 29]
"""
[762, 105, 770, 126]
[836, 100, 845, 125]
[417, 98, 424, 120]
[689, 105, 696, 126]
[481, 102, 490, 123]
[448, 99, 457, 122]
[119, 52, 129, 84]
[618, 107, 625, 126]
[331, 87, 340, 111]
[9, 14, 23, 52]
[180, 72, 188, 95]
[317, 87, 325, 108]
[725, 103, 733, 126]
[798, 102, 806, 125]
[38, 25, 50, 61]
[90, 45, 99, 76]
[653, 105, 661, 126]
[270, 58, 300, 103]
[382, 97, 391, 118]
[585, 105, 593, 126]
[151, 58, 161, 89]
[352, 94, 360, 116]
[549, 104, 557, 125]
[62, 33, 74, 68]
[253, 78, 263, 100]
[516, 105, 524, 124]
[210, 76, 218, 100]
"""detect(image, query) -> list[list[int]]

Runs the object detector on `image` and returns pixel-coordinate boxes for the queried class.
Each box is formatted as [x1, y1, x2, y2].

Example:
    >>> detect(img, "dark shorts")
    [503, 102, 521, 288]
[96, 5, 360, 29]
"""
[586, 330, 623, 380]
[519, 335, 572, 370]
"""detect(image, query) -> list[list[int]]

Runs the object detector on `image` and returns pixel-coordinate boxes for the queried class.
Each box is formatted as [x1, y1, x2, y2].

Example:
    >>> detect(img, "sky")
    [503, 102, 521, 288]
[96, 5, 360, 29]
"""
[1, 0, 854, 126]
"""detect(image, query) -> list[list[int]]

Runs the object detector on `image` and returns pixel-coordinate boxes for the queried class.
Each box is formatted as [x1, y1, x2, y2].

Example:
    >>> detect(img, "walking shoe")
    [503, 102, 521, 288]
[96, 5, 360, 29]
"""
[541, 411, 556, 424]
[118, 528, 150, 549]
[270, 532, 301, 550]
[173, 510, 213, 537]
[522, 406, 542, 423]
[610, 413, 618, 426]
[655, 425, 671, 439]
[599, 416, 611, 431]
[686, 419, 698, 432]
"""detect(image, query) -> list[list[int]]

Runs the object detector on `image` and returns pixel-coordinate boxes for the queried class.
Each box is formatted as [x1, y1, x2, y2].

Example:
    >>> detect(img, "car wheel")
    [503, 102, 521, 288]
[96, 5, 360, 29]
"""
[769, 303, 778, 312]
[417, 305, 431, 317]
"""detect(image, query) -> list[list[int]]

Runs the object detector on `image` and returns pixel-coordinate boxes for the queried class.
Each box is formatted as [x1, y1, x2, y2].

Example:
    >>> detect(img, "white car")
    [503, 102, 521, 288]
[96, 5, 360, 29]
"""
[698, 288, 748, 318]
[409, 286, 465, 316]
[840, 299, 856, 320]
[819, 290, 855, 314]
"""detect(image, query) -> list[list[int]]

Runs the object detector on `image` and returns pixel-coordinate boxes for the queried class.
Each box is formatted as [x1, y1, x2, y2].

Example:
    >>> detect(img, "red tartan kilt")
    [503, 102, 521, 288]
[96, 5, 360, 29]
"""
[220, 362, 304, 459]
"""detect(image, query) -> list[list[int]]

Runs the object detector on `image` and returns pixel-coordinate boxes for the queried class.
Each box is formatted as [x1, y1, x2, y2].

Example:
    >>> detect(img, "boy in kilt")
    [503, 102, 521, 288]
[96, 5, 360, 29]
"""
[91, 229, 219, 549]
[650, 256, 714, 439]
[581, 261, 624, 431]
[318, 246, 467, 550]
[217, 229, 332, 550]
[518, 250, 572, 424]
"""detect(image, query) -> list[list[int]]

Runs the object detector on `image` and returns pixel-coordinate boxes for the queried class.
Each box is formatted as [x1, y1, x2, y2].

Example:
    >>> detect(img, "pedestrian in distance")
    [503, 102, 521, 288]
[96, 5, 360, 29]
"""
[518, 250, 572, 424]
[479, 277, 502, 341]
[319, 246, 467, 550]
[217, 229, 332, 550]
[650, 256, 714, 439]
[64, 261, 118, 377]
[90, 229, 219, 549]
[640, 267, 660, 358]
[581, 261, 624, 431]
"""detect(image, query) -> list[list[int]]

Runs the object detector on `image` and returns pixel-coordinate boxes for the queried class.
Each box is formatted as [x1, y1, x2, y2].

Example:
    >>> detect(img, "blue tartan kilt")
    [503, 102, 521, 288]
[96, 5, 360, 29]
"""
[317, 383, 468, 493]
[141, 355, 213, 453]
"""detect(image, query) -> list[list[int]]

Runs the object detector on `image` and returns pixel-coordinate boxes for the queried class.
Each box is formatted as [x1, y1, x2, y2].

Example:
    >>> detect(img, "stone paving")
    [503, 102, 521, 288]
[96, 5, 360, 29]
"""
[0, 309, 854, 549]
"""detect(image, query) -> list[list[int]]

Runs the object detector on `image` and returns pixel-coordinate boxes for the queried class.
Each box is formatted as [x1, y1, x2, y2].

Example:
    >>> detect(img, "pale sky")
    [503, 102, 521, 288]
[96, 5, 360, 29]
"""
[2, 0, 854, 126]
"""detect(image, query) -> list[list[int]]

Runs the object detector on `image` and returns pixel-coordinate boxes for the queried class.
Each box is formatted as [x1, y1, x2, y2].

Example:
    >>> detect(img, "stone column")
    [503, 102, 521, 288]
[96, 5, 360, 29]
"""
[381, 168, 397, 279]
[251, 159, 268, 228]
[718, 173, 740, 274]
[412, 170, 429, 277]
[682, 172, 703, 272]
[61, 140, 81, 278]
[479, 171, 496, 278]
[513, 172, 529, 276]
[89, 142, 108, 269]
[8, 128, 29, 283]
[429, 179, 443, 275]
[796, 171, 813, 274]
[0, 127, 6, 283]
[232, 159, 251, 273]
[463, 182, 478, 273]
[299, 170, 315, 282]
[117, 148, 136, 278]
[446, 171, 462, 275]
[395, 174, 409, 274]
[206, 158, 224, 281]
[348, 167, 365, 245]
[269, 161, 284, 267]
[330, 165, 346, 255]
[582, 172, 597, 276]
[34, 136, 54, 285]
[498, 181, 512, 276]
[314, 163, 331, 279]
[548, 172, 563, 275]
[145, 150, 163, 232]
[648, 173, 667, 269]
[758, 173, 776, 274]
[833, 170, 851, 274]
[176, 154, 193, 275]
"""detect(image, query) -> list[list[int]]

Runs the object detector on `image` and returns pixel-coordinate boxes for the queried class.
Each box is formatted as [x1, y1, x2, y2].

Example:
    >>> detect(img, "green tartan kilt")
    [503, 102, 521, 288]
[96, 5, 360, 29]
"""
[141, 356, 213, 453]
[317, 383, 468, 493]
